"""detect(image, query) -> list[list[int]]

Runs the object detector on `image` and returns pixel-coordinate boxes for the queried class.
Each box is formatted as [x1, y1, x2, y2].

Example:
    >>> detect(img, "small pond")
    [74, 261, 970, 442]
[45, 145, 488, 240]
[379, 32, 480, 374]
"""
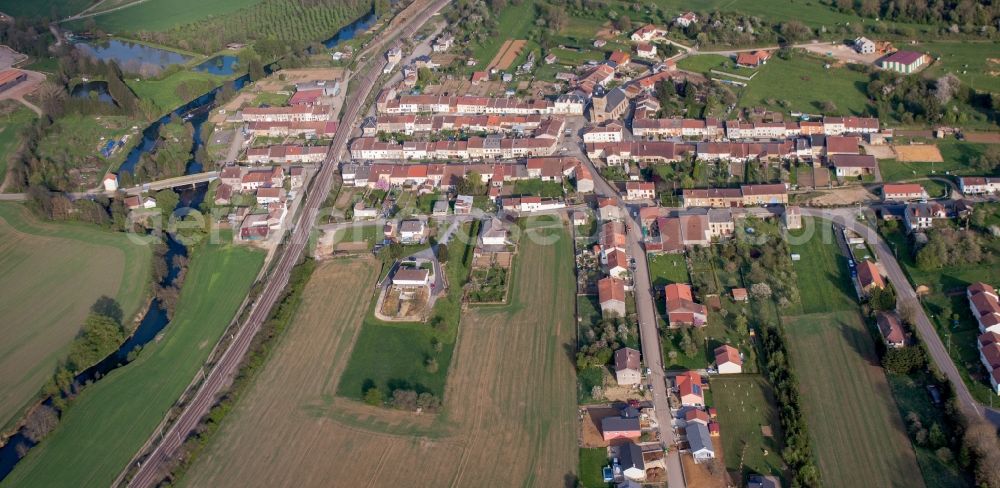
[193, 55, 240, 76]
[75, 39, 192, 76]
[70, 81, 115, 105]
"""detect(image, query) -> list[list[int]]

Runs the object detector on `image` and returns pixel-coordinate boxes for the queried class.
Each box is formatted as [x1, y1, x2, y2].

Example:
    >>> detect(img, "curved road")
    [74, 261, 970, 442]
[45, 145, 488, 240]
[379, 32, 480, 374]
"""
[799, 207, 1000, 426]
[123, 2, 451, 486]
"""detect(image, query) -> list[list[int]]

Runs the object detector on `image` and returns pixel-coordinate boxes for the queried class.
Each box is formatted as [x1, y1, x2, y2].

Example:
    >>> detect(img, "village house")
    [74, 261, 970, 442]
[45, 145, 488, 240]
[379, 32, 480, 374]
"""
[598, 277, 627, 318]
[676, 370, 704, 406]
[959, 176, 1000, 195]
[398, 219, 427, 244]
[241, 105, 328, 123]
[854, 36, 876, 54]
[631, 24, 667, 42]
[857, 259, 885, 293]
[876, 311, 906, 348]
[684, 409, 709, 426]
[735, 50, 770, 68]
[599, 198, 623, 221]
[882, 183, 928, 201]
[432, 34, 453, 52]
[625, 181, 655, 201]
[614, 347, 642, 386]
[454, 194, 474, 215]
[652, 212, 712, 253]
[255, 187, 285, 207]
[479, 217, 509, 247]
[616, 442, 647, 482]
[432, 199, 449, 216]
[675, 12, 698, 27]
[392, 267, 431, 290]
[830, 154, 878, 177]
[903, 202, 946, 232]
[103, 174, 118, 192]
[604, 248, 630, 279]
[825, 135, 860, 156]
[687, 422, 715, 463]
[583, 122, 625, 143]
[969, 283, 1000, 334]
[878, 50, 929, 74]
[784, 205, 802, 230]
[664, 283, 708, 327]
[353, 202, 378, 220]
[609, 50, 631, 66]
[636, 43, 657, 59]
[714, 344, 743, 374]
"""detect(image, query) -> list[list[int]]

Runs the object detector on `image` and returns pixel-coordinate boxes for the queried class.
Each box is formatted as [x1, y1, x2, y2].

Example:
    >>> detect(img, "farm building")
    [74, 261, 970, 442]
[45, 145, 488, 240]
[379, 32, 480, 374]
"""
[857, 259, 885, 293]
[878, 50, 929, 74]
[614, 347, 642, 386]
[854, 37, 875, 54]
[0, 69, 26, 92]
[830, 154, 877, 177]
[882, 183, 928, 202]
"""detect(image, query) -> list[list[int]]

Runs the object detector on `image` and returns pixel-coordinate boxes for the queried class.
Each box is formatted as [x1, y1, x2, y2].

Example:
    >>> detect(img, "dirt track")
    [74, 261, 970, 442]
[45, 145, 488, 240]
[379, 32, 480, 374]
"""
[488, 39, 526, 71]
[184, 226, 578, 487]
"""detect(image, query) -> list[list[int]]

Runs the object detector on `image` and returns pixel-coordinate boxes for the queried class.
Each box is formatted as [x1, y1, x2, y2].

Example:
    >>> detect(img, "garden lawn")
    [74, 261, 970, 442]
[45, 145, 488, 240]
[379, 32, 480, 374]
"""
[878, 141, 989, 182]
[513, 178, 564, 198]
[786, 217, 857, 314]
[2, 241, 263, 488]
[677, 54, 749, 77]
[578, 447, 610, 488]
[0, 103, 36, 182]
[712, 375, 784, 484]
[739, 53, 871, 116]
[646, 253, 689, 288]
[919, 41, 1000, 94]
[0, 203, 152, 430]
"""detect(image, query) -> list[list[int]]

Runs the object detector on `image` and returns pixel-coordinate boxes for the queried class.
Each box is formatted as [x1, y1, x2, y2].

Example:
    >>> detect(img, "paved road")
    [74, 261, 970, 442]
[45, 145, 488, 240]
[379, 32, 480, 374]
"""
[576, 150, 686, 488]
[123, 3, 450, 486]
[798, 207, 1000, 425]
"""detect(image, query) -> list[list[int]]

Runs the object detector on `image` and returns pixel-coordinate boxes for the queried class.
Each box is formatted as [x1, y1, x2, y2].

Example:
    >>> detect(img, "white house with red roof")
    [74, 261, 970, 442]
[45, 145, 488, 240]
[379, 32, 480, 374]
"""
[675, 370, 704, 406]
[713, 344, 743, 374]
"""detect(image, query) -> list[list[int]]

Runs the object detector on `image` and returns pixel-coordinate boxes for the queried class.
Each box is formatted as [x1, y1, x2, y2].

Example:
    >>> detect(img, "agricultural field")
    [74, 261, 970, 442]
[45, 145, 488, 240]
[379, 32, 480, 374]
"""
[0, 102, 36, 186]
[183, 219, 577, 487]
[2, 241, 263, 488]
[72, 0, 263, 33]
[878, 140, 989, 182]
[0, 203, 152, 430]
[712, 375, 784, 484]
[784, 217, 923, 488]
[738, 53, 872, 116]
[919, 41, 1000, 94]
[86, 0, 372, 55]
[468, 0, 538, 70]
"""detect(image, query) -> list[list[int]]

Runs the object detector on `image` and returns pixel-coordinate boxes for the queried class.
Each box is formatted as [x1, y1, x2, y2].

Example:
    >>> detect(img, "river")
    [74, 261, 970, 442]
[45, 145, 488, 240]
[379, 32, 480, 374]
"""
[0, 9, 377, 480]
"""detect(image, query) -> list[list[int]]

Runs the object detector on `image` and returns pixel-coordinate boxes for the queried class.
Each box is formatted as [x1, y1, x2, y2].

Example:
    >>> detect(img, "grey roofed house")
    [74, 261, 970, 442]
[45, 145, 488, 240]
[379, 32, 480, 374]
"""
[432, 199, 449, 215]
[747, 474, 782, 488]
[618, 442, 645, 472]
[479, 217, 509, 246]
[399, 219, 425, 233]
[602, 416, 640, 433]
[687, 422, 715, 461]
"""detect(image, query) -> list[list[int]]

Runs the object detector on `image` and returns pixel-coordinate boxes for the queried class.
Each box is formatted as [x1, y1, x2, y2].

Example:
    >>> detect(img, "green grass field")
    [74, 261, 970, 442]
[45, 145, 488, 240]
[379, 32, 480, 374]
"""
[878, 140, 989, 182]
[2, 241, 263, 488]
[919, 41, 1000, 94]
[79, 0, 264, 33]
[127, 69, 229, 115]
[677, 54, 750, 77]
[0, 203, 153, 430]
[712, 375, 784, 484]
[784, 217, 923, 488]
[739, 53, 871, 116]
[0, 103, 36, 183]
[0, 0, 92, 18]
[469, 0, 538, 69]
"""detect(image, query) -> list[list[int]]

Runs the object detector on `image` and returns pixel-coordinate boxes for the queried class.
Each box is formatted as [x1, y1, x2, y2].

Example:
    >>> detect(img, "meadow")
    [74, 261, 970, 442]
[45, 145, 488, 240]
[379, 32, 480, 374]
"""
[712, 375, 784, 484]
[0, 203, 152, 430]
[0, 102, 36, 184]
[2, 241, 263, 488]
[126, 69, 229, 115]
[877, 140, 989, 182]
[784, 217, 923, 488]
[469, 0, 538, 70]
[738, 53, 872, 116]
[919, 41, 1000, 94]
[676, 54, 749, 77]
[183, 219, 577, 486]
